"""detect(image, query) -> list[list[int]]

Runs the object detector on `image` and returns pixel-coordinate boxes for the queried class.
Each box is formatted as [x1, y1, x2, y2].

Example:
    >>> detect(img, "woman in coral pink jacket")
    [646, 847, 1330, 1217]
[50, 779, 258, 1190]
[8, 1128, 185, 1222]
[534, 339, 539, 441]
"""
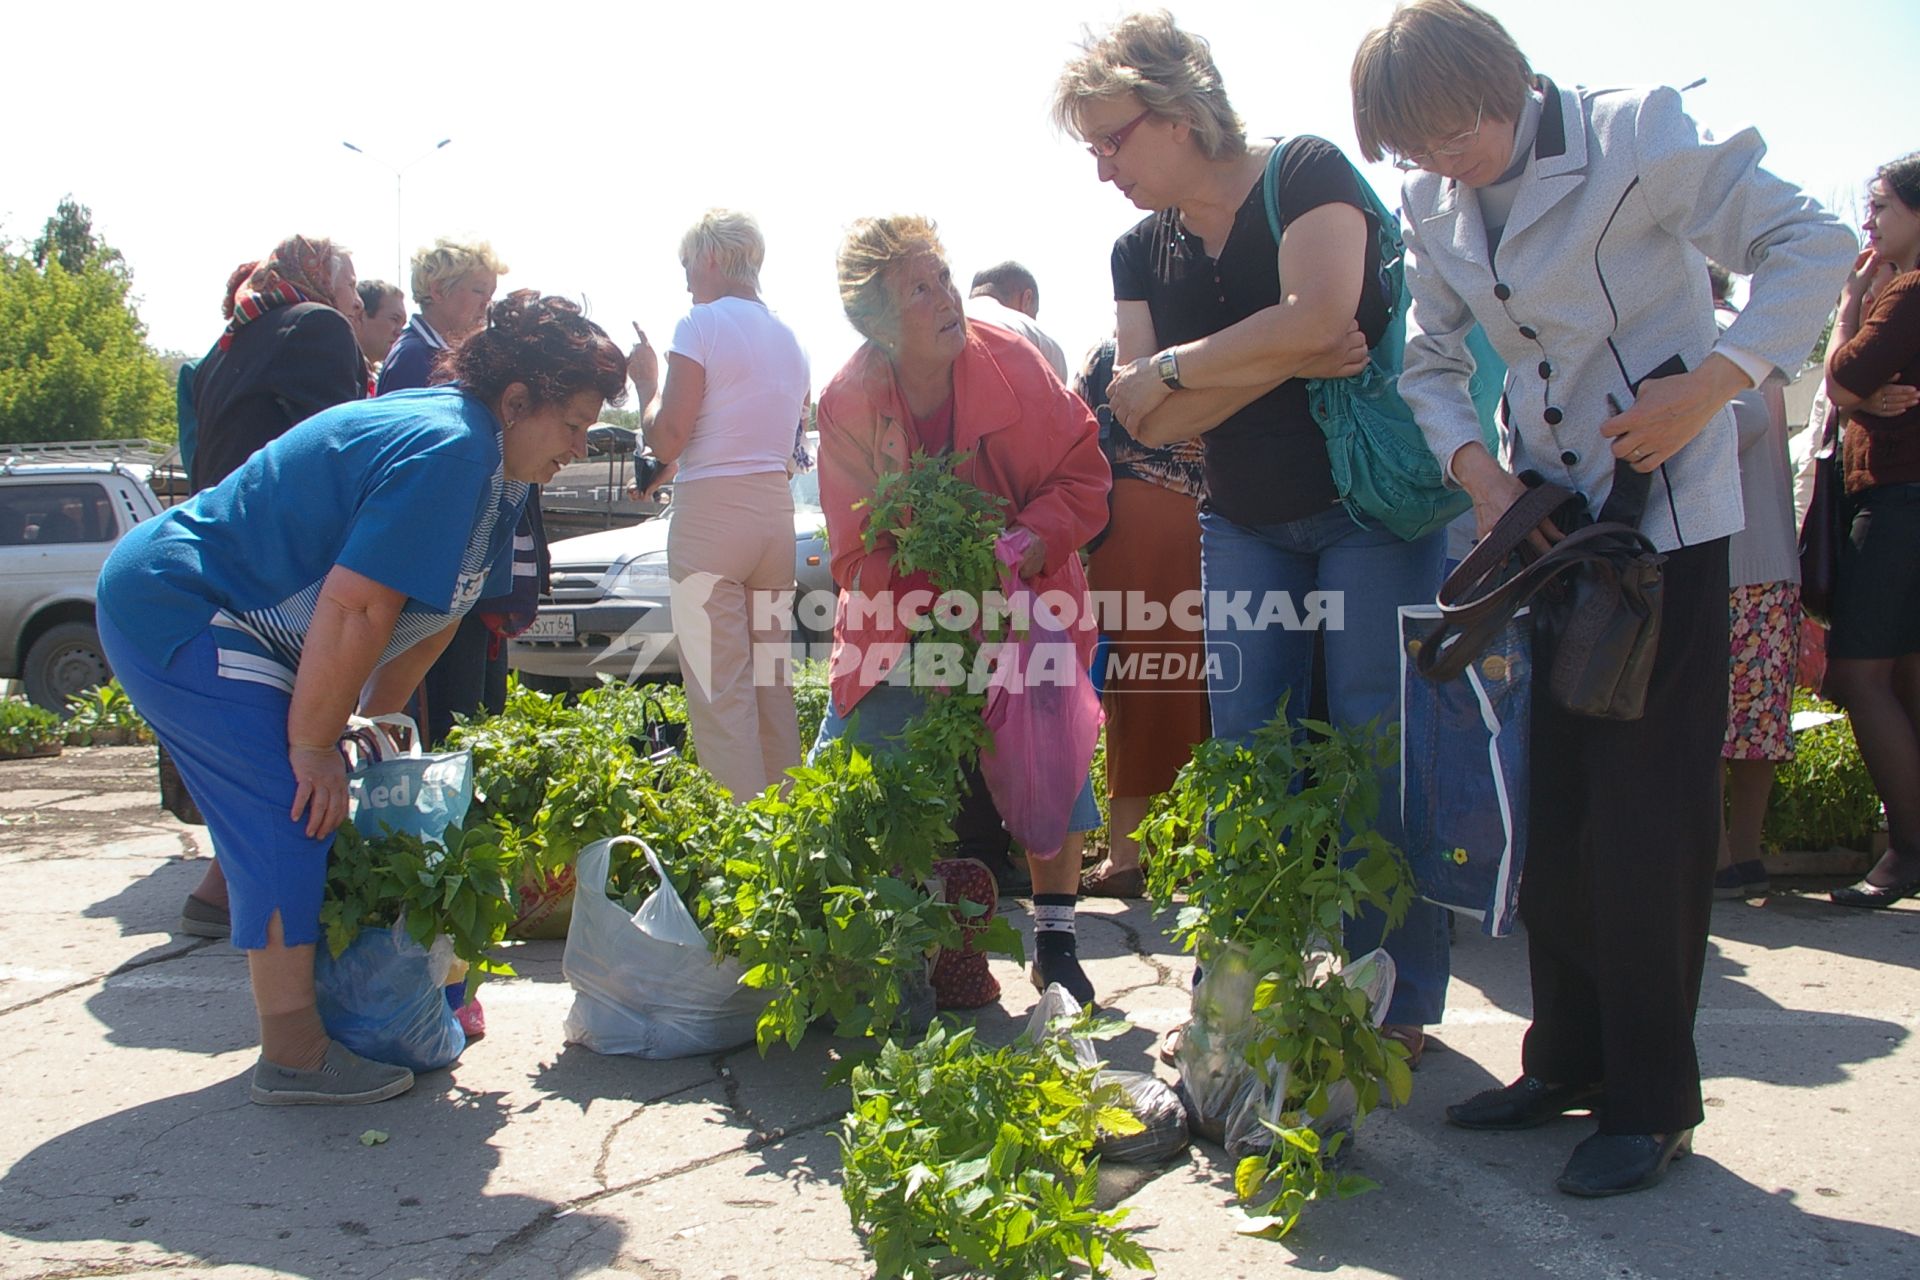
[815, 214, 1111, 1007]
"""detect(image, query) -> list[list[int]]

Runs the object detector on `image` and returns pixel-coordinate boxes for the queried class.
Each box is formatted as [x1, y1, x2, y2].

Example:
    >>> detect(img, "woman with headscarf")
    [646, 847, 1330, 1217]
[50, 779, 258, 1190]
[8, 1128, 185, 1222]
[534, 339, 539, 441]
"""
[176, 238, 369, 941]
[190, 236, 366, 493]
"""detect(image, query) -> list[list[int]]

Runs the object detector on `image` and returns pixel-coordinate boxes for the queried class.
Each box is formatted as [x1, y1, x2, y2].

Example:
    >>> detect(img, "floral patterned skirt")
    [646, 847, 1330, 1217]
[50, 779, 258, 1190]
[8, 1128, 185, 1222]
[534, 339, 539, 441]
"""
[1724, 581, 1800, 762]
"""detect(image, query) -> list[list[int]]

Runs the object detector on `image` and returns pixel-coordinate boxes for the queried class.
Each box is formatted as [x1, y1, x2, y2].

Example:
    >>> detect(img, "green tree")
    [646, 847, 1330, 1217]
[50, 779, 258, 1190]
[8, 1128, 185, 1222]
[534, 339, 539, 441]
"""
[0, 201, 172, 445]
[31, 195, 127, 282]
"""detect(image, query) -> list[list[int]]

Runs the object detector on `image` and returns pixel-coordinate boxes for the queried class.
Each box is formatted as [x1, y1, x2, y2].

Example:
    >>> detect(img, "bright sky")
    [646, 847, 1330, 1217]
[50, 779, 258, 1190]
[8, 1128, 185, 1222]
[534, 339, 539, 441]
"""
[3, 0, 1913, 396]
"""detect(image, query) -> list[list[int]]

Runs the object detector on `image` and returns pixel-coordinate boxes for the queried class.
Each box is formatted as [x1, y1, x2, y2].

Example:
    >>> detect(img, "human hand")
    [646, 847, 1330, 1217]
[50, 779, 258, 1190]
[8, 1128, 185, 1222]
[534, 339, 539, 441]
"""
[1601, 356, 1749, 474]
[627, 322, 659, 402]
[1453, 445, 1561, 553]
[1856, 382, 1920, 418]
[1015, 529, 1048, 578]
[1846, 248, 1899, 308]
[1297, 319, 1371, 380]
[1106, 356, 1173, 432]
[289, 742, 348, 839]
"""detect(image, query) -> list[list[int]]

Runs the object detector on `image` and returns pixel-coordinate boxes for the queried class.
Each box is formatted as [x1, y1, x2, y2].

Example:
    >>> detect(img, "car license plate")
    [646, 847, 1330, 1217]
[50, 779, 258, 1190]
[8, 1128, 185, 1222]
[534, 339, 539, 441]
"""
[523, 613, 575, 641]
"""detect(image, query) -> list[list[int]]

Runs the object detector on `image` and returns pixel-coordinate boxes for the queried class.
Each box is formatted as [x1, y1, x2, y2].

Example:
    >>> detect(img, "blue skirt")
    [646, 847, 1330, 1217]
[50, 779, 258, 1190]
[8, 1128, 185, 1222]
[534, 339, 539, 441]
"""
[99, 612, 332, 951]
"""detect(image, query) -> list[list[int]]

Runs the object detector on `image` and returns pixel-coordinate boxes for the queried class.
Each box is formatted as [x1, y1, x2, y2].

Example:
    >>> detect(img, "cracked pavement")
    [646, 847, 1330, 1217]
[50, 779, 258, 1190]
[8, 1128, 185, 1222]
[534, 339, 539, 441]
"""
[2, 746, 1917, 1279]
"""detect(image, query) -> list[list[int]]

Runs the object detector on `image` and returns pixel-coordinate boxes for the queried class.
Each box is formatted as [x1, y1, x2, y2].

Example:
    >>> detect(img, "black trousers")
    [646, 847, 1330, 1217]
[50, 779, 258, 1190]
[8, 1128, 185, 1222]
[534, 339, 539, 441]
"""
[417, 613, 508, 748]
[1519, 537, 1729, 1135]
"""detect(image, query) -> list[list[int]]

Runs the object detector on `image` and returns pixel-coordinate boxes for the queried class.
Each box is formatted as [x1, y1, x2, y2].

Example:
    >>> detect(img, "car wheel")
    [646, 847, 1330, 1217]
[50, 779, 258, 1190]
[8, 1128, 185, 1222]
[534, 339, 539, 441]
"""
[23, 620, 111, 713]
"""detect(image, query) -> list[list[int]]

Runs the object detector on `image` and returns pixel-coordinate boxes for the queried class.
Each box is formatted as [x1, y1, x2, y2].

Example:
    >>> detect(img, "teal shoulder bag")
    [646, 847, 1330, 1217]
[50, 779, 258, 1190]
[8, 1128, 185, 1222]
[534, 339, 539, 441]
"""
[1262, 138, 1503, 542]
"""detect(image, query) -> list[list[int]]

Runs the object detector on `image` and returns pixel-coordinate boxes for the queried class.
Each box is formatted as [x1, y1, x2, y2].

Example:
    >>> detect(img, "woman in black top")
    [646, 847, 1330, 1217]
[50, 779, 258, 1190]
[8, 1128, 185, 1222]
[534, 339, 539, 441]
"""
[1053, 12, 1453, 1059]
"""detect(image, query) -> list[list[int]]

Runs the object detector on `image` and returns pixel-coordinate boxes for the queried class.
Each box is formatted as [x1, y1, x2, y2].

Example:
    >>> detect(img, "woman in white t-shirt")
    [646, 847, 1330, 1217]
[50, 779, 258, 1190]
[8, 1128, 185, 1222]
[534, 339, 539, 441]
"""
[627, 210, 810, 799]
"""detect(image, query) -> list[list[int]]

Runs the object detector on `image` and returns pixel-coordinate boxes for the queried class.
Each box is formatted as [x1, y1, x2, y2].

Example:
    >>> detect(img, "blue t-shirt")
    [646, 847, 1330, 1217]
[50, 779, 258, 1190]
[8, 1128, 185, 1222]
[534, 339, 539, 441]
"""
[100, 386, 529, 691]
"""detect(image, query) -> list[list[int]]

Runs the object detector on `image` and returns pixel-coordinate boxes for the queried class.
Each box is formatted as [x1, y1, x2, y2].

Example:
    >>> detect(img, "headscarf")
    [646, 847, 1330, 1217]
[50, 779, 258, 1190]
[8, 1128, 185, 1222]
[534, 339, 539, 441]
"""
[219, 235, 350, 350]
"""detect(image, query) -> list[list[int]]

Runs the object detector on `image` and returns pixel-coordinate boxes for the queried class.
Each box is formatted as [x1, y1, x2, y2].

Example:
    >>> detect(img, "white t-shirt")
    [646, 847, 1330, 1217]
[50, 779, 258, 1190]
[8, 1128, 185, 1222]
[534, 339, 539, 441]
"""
[963, 296, 1069, 381]
[667, 295, 810, 483]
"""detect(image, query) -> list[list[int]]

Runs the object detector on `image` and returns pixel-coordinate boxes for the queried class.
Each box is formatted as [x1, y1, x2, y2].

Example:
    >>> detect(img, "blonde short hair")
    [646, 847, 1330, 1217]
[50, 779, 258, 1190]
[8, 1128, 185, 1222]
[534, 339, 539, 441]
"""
[1351, 0, 1534, 165]
[679, 209, 765, 290]
[836, 215, 945, 344]
[409, 237, 508, 307]
[1051, 10, 1245, 161]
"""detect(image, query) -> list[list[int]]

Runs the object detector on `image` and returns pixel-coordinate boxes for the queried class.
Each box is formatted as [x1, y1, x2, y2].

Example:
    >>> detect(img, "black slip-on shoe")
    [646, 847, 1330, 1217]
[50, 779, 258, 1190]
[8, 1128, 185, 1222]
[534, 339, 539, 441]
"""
[1555, 1129, 1693, 1197]
[1446, 1075, 1603, 1131]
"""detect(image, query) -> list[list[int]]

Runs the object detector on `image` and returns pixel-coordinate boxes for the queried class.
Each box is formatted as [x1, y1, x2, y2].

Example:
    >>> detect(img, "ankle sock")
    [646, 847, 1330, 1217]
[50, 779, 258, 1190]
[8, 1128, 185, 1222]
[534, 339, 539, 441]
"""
[258, 1009, 330, 1071]
[1032, 894, 1095, 1006]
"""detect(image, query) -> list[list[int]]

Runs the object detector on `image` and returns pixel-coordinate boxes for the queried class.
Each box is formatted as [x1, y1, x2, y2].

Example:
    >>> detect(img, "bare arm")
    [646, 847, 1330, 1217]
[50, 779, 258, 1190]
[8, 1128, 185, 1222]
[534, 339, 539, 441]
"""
[357, 618, 459, 720]
[1109, 205, 1370, 440]
[286, 565, 407, 838]
[641, 352, 706, 465]
[1112, 300, 1286, 446]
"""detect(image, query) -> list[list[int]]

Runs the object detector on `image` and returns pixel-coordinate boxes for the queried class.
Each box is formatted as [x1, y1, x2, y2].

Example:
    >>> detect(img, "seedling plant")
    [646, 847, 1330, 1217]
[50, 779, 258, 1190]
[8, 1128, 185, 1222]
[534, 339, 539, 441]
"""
[1137, 699, 1414, 1238]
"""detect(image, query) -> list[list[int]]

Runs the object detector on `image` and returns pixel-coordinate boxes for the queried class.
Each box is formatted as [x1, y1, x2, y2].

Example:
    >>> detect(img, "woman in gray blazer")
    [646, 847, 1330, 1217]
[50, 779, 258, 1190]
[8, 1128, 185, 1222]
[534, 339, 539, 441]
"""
[1352, 0, 1855, 1198]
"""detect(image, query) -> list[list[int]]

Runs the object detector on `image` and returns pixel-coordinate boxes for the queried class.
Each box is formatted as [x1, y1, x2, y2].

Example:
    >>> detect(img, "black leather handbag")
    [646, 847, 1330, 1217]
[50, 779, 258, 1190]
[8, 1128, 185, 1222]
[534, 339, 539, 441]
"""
[1416, 464, 1666, 721]
[1798, 403, 1845, 628]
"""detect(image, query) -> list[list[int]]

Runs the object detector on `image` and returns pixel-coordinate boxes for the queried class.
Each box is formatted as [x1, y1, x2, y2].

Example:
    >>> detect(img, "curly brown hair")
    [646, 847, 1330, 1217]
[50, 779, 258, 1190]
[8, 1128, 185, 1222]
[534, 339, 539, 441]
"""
[441, 290, 628, 408]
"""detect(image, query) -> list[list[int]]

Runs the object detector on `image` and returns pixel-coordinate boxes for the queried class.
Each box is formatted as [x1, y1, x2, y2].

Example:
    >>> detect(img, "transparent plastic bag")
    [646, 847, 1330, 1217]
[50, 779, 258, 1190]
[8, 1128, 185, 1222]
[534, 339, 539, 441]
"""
[1026, 984, 1191, 1166]
[1174, 940, 1396, 1159]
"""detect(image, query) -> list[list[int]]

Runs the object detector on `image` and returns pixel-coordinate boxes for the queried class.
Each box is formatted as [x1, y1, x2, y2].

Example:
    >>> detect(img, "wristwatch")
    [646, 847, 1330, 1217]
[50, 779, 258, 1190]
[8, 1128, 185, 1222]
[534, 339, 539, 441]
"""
[1153, 347, 1184, 390]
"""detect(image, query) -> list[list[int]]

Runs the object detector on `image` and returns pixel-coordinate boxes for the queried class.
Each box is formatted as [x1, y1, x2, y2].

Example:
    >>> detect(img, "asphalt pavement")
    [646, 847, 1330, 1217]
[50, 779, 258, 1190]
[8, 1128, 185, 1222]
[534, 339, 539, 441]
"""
[1, 746, 1914, 1279]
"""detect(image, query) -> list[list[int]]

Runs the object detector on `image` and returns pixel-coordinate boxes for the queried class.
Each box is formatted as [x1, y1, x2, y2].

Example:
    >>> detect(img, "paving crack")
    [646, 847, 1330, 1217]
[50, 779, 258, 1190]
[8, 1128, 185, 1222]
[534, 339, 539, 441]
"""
[1082, 911, 1179, 986]
[0, 939, 215, 1018]
[591, 1079, 712, 1188]
[451, 1113, 842, 1279]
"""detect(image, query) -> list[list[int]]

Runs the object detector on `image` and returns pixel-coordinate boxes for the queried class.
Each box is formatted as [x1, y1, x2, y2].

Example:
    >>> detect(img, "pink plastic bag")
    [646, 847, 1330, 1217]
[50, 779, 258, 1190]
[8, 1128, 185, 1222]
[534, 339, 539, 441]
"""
[978, 530, 1103, 859]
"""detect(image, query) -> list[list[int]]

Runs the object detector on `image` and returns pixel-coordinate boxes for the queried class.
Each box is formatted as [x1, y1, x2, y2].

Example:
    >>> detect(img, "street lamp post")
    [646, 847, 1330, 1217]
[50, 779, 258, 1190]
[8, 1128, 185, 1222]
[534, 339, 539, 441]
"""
[341, 138, 453, 287]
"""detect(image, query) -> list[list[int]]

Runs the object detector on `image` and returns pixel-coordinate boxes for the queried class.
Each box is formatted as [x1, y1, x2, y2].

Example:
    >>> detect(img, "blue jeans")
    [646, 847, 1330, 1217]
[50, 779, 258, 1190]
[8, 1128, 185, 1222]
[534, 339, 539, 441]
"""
[1200, 504, 1451, 1024]
[813, 681, 1102, 833]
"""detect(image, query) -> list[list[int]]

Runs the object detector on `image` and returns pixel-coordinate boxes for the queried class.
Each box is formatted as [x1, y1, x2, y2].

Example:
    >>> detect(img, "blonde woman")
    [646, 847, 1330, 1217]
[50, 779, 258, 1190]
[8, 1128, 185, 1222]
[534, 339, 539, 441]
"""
[378, 238, 509, 394]
[627, 211, 810, 800]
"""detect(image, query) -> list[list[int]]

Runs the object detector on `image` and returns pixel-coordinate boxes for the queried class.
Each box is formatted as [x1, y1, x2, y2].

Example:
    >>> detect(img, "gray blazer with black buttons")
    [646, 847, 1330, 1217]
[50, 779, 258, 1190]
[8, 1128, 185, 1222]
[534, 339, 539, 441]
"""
[1398, 78, 1855, 552]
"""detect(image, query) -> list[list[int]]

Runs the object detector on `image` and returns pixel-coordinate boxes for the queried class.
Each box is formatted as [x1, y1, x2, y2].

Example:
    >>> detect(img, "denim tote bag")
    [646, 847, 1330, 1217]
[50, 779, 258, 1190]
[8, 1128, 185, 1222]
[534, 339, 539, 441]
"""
[1399, 604, 1530, 936]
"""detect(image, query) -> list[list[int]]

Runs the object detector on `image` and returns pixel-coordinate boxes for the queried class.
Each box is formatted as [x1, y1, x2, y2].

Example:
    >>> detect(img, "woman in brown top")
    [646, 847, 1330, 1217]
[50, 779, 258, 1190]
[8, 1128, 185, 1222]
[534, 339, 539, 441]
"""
[1823, 150, 1920, 907]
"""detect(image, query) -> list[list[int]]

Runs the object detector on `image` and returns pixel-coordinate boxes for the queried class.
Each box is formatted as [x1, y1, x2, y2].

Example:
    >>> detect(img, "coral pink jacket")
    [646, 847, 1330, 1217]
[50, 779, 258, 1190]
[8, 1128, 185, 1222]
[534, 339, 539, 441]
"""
[817, 321, 1111, 713]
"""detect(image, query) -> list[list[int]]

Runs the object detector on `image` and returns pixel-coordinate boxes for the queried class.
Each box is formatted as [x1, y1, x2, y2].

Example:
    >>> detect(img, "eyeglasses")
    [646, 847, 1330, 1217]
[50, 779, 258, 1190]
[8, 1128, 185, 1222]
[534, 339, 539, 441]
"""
[1086, 108, 1154, 159]
[1391, 101, 1485, 171]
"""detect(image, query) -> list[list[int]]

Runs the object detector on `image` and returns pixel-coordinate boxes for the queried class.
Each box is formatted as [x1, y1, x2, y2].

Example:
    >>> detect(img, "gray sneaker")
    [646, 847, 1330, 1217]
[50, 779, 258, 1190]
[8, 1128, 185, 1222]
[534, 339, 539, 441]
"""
[251, 1041, 414, 1106]
[179, 894, 230, 939]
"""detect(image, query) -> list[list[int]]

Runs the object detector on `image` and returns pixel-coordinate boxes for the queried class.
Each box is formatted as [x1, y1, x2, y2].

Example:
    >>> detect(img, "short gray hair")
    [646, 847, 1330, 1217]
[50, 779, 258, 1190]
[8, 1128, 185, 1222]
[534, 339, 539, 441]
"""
[837, 214, 945, 344]
[679, 209, 765, 290]
[1052, 10, 1246, 161]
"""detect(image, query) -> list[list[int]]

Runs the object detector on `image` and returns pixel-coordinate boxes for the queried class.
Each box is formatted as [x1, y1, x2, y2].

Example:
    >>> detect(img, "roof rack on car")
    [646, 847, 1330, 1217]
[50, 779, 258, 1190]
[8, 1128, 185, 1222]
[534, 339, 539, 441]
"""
[0, 439, 172, 475]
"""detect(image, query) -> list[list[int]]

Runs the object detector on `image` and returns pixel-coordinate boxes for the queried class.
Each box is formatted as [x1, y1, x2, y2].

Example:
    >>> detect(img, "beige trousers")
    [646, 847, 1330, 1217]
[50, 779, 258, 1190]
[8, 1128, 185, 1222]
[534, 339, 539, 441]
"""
[666, 471, 801, 801]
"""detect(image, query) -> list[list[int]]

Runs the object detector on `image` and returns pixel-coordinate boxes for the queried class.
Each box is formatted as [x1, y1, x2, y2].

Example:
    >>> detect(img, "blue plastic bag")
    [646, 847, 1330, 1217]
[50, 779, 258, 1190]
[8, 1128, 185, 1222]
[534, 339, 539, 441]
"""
[315, 715, 471, 1069]
[315, 920, 466, 1071]
[1399, 605, 1531, 936]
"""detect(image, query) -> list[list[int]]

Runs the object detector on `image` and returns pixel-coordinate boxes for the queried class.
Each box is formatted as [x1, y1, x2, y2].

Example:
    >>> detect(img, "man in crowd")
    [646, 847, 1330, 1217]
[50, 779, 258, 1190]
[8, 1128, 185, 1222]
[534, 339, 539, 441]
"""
[964, 260, 1069, 380]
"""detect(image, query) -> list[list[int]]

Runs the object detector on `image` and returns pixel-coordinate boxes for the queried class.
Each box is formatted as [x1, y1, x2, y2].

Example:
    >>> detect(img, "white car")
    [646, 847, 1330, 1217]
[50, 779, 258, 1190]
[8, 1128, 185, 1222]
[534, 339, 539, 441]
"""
[510, 470, 832, 688]
[0, 444, 168, 709]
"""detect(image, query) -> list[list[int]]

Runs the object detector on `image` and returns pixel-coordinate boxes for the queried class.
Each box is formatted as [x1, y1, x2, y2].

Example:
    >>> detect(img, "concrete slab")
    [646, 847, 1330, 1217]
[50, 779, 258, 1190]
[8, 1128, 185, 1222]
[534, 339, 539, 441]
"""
[2, 743, 1917, 1278]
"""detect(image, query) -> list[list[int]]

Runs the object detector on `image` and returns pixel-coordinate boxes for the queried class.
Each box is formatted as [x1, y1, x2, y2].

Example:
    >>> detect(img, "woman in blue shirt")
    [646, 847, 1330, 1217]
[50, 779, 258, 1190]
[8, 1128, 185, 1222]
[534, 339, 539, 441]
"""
[99, 291, 628, 1106]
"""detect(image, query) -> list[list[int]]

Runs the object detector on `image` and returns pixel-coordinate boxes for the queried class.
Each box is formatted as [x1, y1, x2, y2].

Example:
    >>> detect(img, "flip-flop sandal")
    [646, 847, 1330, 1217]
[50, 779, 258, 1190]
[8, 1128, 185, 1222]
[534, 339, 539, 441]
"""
[1080, 861, 1146, 899]
[1381, 1024, 1427, 1070]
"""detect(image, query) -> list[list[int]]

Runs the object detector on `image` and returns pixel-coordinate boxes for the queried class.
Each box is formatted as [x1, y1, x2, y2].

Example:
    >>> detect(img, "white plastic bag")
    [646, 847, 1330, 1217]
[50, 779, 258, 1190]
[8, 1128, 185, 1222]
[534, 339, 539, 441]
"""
[561, 836, 769, 1058]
